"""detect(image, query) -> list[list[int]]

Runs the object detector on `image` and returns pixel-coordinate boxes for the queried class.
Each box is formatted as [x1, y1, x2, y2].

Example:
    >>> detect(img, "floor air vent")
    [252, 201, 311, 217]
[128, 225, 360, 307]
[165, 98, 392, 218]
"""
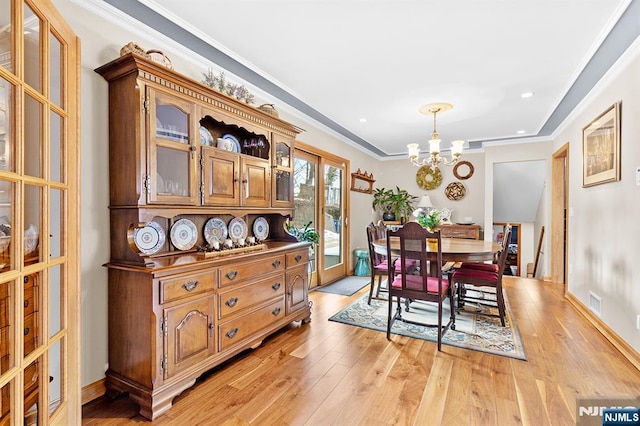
[589, 291, 602, 316]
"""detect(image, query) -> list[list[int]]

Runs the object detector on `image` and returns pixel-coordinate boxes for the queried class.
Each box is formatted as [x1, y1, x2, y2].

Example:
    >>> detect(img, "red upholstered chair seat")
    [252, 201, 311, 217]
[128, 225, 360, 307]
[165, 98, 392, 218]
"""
[458, 261, 499, 273]
[452, 268, 498, 282]
[391, 274, 449, 293]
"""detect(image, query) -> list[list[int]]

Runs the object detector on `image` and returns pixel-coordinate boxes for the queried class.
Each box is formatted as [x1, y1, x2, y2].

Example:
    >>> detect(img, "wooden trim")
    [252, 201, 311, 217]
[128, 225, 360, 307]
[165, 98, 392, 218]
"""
[566, 292, 640, 371]
[551, 143, 569, 287]
[81, 379, 106, 405]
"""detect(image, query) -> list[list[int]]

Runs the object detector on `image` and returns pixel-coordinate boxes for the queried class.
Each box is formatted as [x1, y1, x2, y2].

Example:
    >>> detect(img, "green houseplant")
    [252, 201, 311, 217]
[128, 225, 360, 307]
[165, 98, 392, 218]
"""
[284, 220, 320, 245]
[372, 186, 418, 222]
[416, 209, 441, 232]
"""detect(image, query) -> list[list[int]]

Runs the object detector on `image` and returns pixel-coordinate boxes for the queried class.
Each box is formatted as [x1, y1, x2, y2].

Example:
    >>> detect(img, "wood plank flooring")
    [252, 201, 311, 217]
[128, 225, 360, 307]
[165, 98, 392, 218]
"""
[82, 277, 640, 425]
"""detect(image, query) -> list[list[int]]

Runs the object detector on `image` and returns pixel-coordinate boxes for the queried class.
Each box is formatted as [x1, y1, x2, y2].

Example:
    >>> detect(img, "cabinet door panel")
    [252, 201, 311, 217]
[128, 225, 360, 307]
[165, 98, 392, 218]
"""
[164, 296, 215, 378]
[202, 148, 240, 206]
[286, 266, 308, 315]
[243, 157, 270, 207]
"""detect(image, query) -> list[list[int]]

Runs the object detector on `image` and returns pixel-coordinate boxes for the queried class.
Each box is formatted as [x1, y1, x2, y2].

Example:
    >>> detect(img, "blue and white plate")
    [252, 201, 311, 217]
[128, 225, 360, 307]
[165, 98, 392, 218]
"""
[253, 217, 269, 241]
[228, 217, 248, 240]
[170, 218, 198, 250]
[133, 221, 165, 255]
[199, 126, 213, 146]
[221, 134, 241, 153]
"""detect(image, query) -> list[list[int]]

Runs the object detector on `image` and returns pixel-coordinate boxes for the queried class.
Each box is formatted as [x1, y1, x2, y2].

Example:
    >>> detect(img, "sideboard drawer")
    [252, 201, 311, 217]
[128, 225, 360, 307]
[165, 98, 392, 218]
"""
[286, 249, 309, 268]
[438, 224, 480, 240]
[159, 271, 216, 304]
[218, 273, 285, 320]
[218, 298, 285, 352]
[219, 255, 285, 287]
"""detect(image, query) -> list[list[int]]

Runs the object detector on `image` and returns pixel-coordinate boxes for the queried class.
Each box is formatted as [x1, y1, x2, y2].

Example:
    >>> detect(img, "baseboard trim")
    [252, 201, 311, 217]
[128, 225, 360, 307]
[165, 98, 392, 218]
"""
[82, 378, 106, 405]
[566, 292, 640, 371]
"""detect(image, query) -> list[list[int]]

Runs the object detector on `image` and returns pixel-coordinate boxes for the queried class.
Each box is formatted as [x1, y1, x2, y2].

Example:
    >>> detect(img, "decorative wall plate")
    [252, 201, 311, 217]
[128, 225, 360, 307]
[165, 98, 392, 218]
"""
[416, 165, 443, 190]
[453, 161, 474, 180]
[204, 217, 228, 245]
[170, 218, 198, 250]
[221, 134, 240, 153]
[228, 217, 248, 240]
[253, 217, 269, 241]
[445, 182, 466, 201]
[131, 221, 165, 255]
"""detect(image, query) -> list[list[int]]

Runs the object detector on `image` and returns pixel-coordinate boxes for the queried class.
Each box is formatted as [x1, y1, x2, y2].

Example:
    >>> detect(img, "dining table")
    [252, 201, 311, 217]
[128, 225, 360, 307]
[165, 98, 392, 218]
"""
[373, 237, 501, 275]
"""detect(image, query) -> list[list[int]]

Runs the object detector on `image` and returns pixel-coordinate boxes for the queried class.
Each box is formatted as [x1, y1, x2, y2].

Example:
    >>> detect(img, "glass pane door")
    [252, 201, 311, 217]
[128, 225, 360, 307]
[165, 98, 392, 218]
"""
[293, 152, 317, 288]
[321, 159, 346, 283]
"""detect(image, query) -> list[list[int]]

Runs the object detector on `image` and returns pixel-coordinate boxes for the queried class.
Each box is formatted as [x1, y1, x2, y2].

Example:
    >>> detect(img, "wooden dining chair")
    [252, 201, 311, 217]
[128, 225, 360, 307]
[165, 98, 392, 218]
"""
[385, 222, 455, 351]
[451, 225, 512, 326]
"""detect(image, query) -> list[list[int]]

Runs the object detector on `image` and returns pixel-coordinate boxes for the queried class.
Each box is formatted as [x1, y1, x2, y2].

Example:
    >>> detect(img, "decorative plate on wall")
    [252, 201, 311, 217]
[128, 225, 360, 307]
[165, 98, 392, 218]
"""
[453, 160, 474, 180]
[204, 217, 228, 245]
[228, 217, 248, 240]
[445, 182, 466, 201]
[416, 165, 443, 190]
[253, 217, 269, 241]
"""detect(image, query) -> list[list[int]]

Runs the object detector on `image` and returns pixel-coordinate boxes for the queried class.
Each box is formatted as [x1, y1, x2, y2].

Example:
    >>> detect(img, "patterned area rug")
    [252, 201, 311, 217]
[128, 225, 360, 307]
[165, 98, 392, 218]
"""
[328, 288, 526, 360]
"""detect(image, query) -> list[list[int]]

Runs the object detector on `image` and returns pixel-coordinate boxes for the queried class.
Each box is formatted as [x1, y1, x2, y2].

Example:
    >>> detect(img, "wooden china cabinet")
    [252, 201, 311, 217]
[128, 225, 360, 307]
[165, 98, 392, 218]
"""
[96, 53, 309, 420]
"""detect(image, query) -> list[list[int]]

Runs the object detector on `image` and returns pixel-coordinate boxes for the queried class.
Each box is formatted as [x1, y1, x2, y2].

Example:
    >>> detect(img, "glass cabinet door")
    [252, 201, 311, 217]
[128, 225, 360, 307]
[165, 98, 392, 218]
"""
[272, 133, 294, 208]
[148, 88, 197, 205]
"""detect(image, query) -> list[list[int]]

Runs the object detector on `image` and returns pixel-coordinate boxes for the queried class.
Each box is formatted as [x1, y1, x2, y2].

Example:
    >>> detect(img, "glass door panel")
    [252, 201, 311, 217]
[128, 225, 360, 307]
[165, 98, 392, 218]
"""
[24, 94, 42, 178]
[293, 152, 317, 287]
[23, 3, 41, 93]
[321, 161, 346, 283]
[149, 89, 196, 205]
[49, 32, 62, 107]
[0, 76, 12, 172]
[0, 0, 10, 73]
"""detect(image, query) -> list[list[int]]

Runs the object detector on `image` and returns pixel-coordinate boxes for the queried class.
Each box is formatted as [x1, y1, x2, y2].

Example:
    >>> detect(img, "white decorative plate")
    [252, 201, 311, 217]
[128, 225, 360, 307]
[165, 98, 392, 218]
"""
[199, 125, 213, 146]
[228, 217, 248, 240]
[221, 134, 241, 153]
[204, 217, 228, 245]
[170, 218, 198, 250]
[253, 217, 269, 241]
[133, 221, 165, 255]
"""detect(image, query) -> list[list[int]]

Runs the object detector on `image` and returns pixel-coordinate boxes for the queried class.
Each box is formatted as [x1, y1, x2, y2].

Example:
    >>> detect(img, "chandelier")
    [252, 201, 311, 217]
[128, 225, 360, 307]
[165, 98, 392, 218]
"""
[407, 102, 464, 168]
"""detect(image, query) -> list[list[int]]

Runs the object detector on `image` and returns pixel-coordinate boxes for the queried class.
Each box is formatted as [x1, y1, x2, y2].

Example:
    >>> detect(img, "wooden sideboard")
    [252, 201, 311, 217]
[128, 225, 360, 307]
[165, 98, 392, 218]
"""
[438, 224, 481, 240]
[96, 54, 311, 420]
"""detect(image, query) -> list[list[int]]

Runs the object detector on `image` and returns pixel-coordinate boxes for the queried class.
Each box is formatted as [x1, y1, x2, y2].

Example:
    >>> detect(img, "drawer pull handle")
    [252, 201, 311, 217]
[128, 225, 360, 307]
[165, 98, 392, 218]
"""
[226, 271, 238, 280]
[181, 280, 199, 292]
[226, 328, 238, 339]
[209, 323, 214, 337]
[295, 255, 302, 262]
[24, 300, 29, 308]
[272, 282, 281, 291]
[24, 327, 30, 336]
[272, 260, 281, 268]
[24, 277, 29, 284]
[225, 297, 238, 308]
[272, 307, 281, 316]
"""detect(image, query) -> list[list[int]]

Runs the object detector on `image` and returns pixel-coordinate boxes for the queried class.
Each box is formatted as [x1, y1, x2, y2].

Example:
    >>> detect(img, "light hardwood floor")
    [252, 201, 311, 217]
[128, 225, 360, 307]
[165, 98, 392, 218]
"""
[82, 277, 640, 425]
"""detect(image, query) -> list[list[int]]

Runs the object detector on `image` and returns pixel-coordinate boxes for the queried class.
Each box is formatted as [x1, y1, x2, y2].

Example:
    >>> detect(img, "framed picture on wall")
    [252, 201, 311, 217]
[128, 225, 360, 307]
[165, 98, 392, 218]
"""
[582, 102, 621, 187]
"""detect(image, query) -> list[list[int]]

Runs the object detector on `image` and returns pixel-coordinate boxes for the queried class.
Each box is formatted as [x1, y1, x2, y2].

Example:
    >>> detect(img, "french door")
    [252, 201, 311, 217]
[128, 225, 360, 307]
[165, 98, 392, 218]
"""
[293, 142, 349, 287]
[0, 0, 80, 424]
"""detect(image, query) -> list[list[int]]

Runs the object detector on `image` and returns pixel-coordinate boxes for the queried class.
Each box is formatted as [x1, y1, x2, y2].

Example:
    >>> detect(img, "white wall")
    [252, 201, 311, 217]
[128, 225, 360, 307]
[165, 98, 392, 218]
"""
[552, 38, 640, 352]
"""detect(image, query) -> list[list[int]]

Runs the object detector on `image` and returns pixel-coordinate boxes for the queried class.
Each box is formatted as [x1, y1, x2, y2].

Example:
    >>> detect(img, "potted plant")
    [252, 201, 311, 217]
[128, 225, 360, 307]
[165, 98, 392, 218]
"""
[372, 186, 418, 222]
[284, 220, 320, 245]
[416, 209, 441, 232]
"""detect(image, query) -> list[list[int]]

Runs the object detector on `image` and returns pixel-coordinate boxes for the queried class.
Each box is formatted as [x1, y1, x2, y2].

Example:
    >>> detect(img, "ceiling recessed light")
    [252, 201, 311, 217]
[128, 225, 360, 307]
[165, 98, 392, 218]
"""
[521, 92, 534, 98]
[517, 130, 526, 134]
[359, 118, 367, 123]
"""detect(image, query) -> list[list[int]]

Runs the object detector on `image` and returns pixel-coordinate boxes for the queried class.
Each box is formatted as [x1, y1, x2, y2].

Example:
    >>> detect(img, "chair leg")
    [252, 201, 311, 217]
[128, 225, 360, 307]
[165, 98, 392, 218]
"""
[367, 272, 375, 305]
[449, 285, 456, 331]
[437, 297, 443, 351]
[387, 295, 393, 340]
[496, 289, 506, 327]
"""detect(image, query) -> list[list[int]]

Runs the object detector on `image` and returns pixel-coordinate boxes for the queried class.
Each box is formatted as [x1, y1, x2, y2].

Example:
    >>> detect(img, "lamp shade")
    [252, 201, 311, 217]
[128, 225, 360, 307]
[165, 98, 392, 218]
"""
[418, 195, 433, 208]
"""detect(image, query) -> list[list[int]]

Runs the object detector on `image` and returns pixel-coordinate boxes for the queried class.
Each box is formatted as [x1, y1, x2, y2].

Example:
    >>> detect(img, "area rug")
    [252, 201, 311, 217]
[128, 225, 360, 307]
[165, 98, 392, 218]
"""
[328, 289, 526, 360]
[316, 276, 371, 296]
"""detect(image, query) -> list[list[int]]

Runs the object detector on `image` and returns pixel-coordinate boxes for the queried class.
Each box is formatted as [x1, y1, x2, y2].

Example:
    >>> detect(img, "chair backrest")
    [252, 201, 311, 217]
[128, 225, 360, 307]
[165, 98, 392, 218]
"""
[495, 225, 512, 278]
[366, 221, 389, 267]
[387, 222, 443, 294]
